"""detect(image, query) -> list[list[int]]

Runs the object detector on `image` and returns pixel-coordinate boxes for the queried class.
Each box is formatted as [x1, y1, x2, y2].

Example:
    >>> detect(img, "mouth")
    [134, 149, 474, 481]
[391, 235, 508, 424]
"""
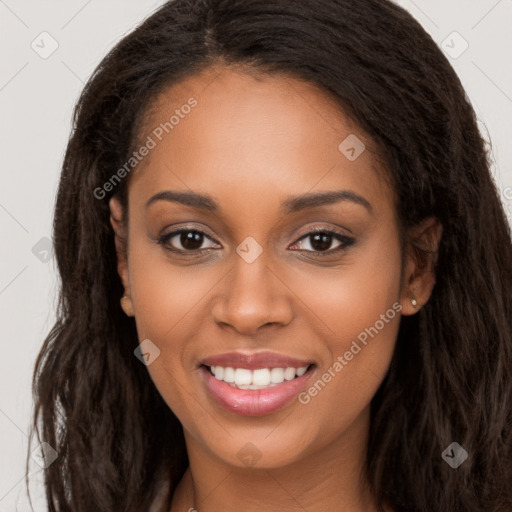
[198, 356, 317, 416]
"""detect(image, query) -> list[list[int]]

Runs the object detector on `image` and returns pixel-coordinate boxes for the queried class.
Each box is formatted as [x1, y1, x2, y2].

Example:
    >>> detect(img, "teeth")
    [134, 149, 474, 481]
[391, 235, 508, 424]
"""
[284, 367, 296, 380]
[223, 367, 235, 383]
[208, 365, 310, 388]
[296, 366, 308, 377]
[270, 368, 285, 384]
[234, 368, 252, 386]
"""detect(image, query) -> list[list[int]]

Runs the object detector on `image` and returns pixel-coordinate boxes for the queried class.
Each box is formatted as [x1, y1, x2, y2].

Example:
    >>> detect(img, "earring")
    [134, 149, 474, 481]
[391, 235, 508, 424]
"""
[410, 290, 419, 309]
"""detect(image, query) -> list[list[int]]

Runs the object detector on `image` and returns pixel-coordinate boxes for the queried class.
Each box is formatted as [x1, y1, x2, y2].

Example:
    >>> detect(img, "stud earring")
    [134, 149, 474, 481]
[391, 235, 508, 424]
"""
[410, 290, 420, 309]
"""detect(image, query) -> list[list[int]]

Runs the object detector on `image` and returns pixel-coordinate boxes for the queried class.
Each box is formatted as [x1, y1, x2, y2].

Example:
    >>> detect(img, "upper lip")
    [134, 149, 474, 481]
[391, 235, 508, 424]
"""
[201, 351, 313, 370]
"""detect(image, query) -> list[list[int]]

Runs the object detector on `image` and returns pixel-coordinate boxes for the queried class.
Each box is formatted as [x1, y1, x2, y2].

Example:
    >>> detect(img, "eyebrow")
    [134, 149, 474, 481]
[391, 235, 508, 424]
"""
[282, 190, 372, 214]
[145, 189, 372, 214]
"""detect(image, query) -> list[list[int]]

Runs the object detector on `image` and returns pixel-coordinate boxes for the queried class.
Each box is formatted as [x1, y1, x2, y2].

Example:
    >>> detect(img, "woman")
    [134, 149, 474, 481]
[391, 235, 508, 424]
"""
[31, 0, 512, 511]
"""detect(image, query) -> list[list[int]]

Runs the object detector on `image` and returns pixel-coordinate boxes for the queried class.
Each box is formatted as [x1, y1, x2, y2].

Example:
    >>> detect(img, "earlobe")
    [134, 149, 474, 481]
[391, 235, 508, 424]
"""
[400, 216, 443, 316]
[120, 294, 134, 317]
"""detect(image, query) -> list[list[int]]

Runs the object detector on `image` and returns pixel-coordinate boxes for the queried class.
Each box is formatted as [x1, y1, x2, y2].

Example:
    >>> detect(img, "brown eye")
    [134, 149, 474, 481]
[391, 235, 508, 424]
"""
[180, 231, 204, 250]
[289, 229, 355, 254]
[309, 232, 334, 251]
[158, 229, 219, 253]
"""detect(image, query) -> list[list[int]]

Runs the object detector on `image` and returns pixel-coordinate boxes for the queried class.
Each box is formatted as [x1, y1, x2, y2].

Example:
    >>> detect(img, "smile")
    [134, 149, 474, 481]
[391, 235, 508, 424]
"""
[199, 351, 316, 416]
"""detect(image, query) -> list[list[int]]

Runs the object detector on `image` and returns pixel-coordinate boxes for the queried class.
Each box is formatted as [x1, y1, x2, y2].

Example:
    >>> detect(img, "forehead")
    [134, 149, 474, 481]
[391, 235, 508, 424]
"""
[127, 65, 394, 216]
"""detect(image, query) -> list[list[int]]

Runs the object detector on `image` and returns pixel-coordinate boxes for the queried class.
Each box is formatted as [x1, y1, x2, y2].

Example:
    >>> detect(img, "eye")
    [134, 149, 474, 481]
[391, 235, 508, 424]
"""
[158, 228, 220, 253]
[157, 226, 355, 256]
[289, 228, 355, 254]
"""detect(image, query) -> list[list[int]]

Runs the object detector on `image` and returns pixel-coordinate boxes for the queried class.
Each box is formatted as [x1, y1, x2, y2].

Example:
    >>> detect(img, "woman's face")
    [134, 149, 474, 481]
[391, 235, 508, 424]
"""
[111, 66, 420, 470]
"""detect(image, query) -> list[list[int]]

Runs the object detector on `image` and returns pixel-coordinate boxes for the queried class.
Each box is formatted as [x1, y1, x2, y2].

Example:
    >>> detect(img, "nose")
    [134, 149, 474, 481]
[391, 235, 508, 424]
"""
[211, 252, 294, 336]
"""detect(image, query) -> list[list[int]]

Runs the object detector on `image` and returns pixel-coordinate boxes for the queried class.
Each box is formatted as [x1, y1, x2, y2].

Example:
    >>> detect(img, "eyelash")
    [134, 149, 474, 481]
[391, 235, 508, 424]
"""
[157, 226, 355, 257]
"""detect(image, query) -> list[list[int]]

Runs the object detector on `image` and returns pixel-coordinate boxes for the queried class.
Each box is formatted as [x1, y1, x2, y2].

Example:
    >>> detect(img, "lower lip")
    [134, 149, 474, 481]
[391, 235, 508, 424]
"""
[200, 365, 315, 416]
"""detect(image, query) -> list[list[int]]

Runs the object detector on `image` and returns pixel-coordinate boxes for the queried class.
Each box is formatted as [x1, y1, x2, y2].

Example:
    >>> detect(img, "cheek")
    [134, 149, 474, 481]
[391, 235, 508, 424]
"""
[292, 221, 402, 357]
[128, 237, 221, 343]
[291, 225, 402, 424]
[126, 237, 238, 423]
[293, 312, 400, 460]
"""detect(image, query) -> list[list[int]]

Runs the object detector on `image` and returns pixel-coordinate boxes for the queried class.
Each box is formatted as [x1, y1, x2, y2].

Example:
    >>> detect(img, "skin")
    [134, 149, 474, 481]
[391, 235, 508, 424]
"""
[109, 65, 442, 512]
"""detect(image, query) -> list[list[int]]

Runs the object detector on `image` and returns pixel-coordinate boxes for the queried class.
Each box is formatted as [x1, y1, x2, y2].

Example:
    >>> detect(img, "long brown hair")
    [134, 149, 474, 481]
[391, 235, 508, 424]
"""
[31, 1, 512, 511]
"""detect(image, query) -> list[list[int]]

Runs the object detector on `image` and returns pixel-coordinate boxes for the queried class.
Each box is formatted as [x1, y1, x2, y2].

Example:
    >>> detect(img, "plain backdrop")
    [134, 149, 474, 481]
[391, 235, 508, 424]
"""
[1, 0, 511, 510]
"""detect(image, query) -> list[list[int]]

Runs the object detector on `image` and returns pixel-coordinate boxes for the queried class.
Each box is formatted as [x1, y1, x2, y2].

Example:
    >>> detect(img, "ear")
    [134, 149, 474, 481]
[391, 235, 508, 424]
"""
[399, 216, 443, 316]
[109, 196, 134, 317]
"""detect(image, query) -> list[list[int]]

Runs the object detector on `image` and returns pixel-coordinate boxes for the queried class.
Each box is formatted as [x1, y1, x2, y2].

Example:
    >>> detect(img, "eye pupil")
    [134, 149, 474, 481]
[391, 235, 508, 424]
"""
[181, 231, 203, 250]
[311, 233, 332, 251]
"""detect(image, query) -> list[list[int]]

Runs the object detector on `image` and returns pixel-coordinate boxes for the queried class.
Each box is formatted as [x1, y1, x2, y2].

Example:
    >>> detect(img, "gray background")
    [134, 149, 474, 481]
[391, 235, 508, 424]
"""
[1, 0, 511, 510]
